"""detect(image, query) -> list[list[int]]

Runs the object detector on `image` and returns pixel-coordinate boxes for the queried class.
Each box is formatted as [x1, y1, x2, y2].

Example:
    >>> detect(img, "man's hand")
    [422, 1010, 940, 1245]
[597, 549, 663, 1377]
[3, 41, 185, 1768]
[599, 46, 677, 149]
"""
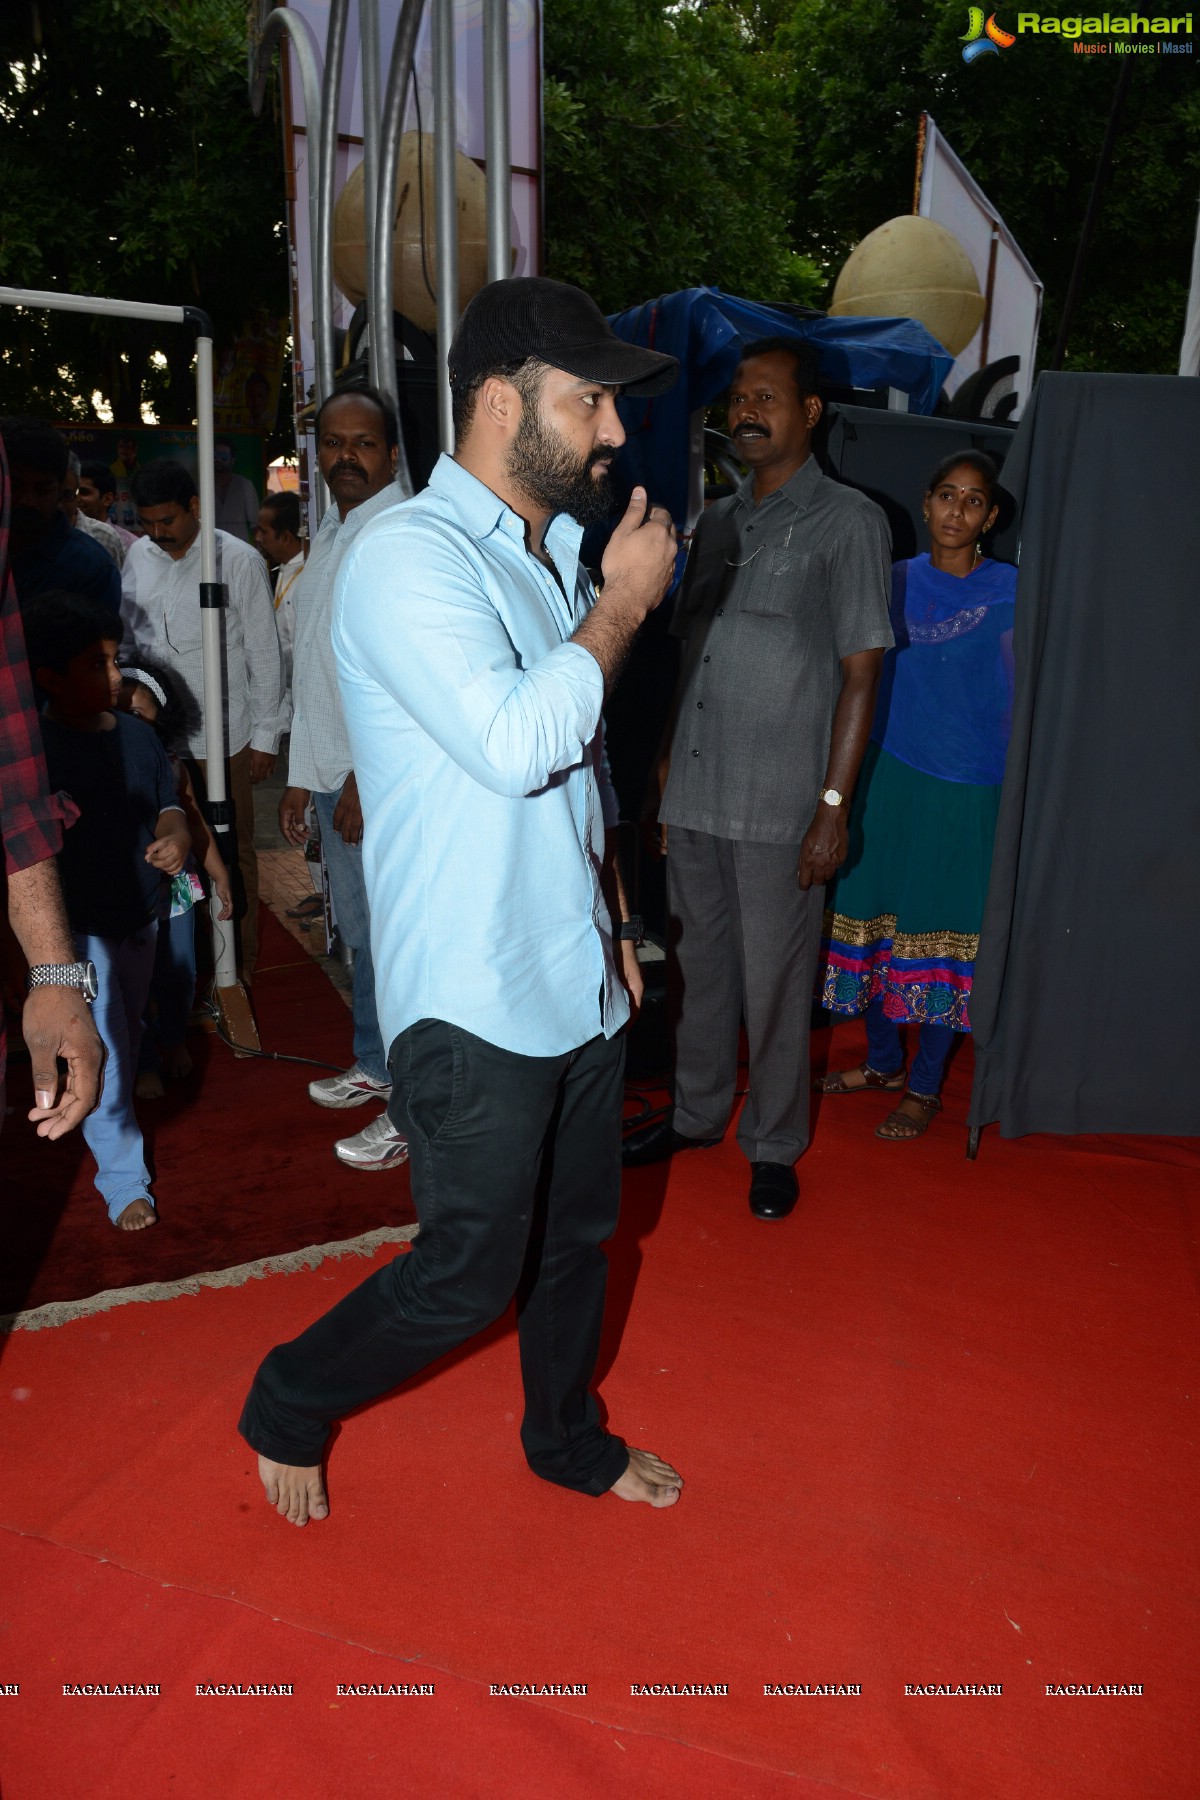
[599, 487, 678, 618]
[249, 749, 277, 784]
[574, 489, 678, 695]
[279, 786, 312, 847]
[24, 986, 105, 1139]
[797, 801, 848, 890]
[331, 773, 363, 845]
[619, 938, 644, 1017]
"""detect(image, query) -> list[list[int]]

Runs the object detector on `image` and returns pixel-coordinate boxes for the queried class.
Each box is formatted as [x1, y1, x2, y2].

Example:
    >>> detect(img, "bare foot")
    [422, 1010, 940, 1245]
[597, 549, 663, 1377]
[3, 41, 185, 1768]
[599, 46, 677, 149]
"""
[162, 1043, 193, 1080]
[257, 1454, 329, 1527]
[114, 1197, 157, 1231]
[135, 1070, 165, 1100]
[609, 1446, 683, 1508]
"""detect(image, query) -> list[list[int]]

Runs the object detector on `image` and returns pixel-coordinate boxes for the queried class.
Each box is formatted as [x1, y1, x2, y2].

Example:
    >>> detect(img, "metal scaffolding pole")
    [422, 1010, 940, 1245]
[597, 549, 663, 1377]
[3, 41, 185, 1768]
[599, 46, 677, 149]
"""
[433, 0, 459, 454]
[249, 8, 326, 405]
[0, 283, 258, 1050]
[250, 7, 329, 521]
[360, 0, 385, 391]
[483, 0, 511, 284]
[373, 0, 427, 496]
[315, 0, 351, 410]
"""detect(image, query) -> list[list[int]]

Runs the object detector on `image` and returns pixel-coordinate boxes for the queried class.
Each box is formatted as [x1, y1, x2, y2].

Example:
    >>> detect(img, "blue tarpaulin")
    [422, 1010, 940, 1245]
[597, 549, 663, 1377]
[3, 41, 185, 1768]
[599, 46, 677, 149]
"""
[607, 286, 955, 528]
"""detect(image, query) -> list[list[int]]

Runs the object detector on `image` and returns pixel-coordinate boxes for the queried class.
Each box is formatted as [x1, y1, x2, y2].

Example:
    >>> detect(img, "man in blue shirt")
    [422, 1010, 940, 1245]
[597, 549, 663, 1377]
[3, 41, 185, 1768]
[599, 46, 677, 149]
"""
[239, 278, 684, 1521]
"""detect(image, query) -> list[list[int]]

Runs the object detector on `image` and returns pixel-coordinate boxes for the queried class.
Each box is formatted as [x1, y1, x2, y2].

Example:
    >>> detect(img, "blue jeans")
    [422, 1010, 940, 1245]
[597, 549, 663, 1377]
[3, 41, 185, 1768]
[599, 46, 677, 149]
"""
[865, 996, 956, 1097]
[76, 925, 158, 1222]
[313, 788, 386, 1084]
[240, 1023, 630, 1495]
[138, 907, 197, 1074]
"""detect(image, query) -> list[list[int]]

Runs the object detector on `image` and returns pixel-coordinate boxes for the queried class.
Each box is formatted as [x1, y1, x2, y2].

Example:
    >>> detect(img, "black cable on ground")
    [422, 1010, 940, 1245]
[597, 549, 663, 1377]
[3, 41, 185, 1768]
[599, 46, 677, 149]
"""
[196, 989, 346, 1075]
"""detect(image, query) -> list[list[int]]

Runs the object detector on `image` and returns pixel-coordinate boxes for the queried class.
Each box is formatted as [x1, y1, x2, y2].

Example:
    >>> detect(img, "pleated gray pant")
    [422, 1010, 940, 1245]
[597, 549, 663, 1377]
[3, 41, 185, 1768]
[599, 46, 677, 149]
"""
[666, 825, 824, 1165]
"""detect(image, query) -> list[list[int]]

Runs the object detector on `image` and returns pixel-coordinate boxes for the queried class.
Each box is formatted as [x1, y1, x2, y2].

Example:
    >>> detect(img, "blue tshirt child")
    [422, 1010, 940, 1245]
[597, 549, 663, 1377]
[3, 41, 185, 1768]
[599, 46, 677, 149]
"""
[24, 591, 190, 1230]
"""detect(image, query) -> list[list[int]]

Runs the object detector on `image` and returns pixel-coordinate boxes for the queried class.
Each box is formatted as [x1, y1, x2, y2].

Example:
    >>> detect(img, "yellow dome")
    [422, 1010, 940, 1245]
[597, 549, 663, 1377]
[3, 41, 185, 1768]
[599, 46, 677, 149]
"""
[332, 133, 490, 333]
[830, 215, 984, 357]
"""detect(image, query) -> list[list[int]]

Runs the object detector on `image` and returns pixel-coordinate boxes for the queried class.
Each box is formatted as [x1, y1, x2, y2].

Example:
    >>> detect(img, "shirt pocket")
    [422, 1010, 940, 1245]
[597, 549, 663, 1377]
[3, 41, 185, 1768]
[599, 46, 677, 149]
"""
[734, 545, 812, 621]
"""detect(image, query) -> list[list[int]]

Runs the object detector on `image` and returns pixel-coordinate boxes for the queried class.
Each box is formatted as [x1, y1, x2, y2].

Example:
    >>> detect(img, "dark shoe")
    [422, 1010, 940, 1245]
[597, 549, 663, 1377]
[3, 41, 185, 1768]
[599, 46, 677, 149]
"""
[622, 1111, 722, 1167]
[748, 1160, 799, 1220]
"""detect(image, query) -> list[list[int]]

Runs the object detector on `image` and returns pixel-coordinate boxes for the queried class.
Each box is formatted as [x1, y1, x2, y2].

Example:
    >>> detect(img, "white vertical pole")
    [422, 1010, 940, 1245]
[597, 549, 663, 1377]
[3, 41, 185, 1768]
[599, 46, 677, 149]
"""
[361, 0, 384, 390]
[433, 0, 459, 454]
[483, 0, 511, 284]
[193, 334, 238, 989]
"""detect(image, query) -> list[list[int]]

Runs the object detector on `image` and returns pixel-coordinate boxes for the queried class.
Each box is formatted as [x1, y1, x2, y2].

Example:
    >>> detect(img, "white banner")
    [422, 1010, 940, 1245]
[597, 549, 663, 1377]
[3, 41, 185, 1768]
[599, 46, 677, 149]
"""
[917, 113, 1043, 417]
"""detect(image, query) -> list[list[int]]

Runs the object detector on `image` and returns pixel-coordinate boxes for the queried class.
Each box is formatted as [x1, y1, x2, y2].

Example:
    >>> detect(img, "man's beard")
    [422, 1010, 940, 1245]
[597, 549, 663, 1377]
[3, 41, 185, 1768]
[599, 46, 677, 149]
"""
[506, 399, 615, 527]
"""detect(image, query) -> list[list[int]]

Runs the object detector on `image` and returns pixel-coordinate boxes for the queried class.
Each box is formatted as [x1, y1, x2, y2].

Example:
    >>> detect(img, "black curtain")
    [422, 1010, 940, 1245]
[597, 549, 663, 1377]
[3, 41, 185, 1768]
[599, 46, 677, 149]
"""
[969, 373, 1200, 1137]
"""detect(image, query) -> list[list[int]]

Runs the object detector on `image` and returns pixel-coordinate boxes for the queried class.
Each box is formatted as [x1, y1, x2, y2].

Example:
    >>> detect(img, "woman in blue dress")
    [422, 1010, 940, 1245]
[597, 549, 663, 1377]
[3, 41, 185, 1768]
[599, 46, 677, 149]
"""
[816, 450, 1016, 1138]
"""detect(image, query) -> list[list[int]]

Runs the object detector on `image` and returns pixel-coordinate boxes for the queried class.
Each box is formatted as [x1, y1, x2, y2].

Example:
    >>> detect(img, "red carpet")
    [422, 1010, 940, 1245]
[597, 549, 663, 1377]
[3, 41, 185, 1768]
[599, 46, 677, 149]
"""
[1, 1015, 1197, 1796]
[0, 907, 415, 1317]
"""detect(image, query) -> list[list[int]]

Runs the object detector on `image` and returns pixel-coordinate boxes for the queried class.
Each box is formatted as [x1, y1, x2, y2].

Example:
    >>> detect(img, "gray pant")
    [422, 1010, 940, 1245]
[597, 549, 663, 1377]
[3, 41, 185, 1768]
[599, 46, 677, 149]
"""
[667, 826, 824, 1165]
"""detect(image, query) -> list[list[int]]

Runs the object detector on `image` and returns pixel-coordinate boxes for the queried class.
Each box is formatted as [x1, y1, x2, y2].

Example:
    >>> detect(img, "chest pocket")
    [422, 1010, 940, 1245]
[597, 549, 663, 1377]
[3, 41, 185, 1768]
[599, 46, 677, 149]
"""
[733, 545, 812, 621]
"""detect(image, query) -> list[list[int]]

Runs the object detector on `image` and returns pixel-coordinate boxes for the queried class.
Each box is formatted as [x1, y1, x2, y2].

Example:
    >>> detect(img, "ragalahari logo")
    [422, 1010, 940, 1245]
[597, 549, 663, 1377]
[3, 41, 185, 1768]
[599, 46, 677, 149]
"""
[962, 7, 1017, 58]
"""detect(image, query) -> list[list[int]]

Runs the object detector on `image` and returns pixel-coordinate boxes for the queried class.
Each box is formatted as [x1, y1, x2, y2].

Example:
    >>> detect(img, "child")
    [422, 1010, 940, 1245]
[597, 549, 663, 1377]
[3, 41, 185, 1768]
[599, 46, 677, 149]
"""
[117, 661, 233, 1096]
[23, 591, 191, 1231]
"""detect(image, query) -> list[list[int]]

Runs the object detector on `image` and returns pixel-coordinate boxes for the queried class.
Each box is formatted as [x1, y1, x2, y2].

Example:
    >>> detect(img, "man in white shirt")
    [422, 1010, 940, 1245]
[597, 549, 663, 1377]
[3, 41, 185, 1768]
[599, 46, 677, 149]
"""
[276, 388, 403, 1172]
[254, 490, 305, 700]
[121, 458, 286, 979]
[63, 452, 125, 568]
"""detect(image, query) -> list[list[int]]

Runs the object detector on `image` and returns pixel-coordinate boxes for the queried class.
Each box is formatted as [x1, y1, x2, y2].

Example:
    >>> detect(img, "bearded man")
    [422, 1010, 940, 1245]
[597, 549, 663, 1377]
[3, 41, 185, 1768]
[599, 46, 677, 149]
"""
[239, 277, 686, 1524]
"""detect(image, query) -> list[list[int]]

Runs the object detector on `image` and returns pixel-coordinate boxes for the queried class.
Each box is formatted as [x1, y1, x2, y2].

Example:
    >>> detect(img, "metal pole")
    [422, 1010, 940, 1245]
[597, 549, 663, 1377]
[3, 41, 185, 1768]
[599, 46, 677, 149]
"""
[374, 0, 427, 496]
[316, 0, 351, 410]
[192, 334, 238, 992]
[249, 9, 325, 404]
[483, 0, 511, 283]
[433, 0, 459, 454]
[361, 0, 384, 390]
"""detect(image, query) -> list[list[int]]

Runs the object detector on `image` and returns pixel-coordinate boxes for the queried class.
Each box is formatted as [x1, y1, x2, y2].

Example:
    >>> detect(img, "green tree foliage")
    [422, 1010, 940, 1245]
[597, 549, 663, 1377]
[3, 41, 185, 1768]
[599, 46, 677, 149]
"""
[0, 0, 287, 423]
[543, 0, 823, 313]
[546, 0, 1199, 373]
[779, 0, 1200, 372]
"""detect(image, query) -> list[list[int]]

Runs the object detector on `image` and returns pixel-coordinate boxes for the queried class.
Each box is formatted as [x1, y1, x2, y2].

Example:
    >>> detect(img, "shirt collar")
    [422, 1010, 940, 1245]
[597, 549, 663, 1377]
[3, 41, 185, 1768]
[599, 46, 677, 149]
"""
[429, 454, 584, 572]
[321, 478, 401, 540]
[734, 452, 822, 516]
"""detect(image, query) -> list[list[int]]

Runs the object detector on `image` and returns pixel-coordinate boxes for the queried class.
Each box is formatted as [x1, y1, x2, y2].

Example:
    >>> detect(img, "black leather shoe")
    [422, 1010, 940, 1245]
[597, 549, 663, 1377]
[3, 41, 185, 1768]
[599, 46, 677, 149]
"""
[622, 1111, 722, 1167]
[748, 1160, 799, 1219]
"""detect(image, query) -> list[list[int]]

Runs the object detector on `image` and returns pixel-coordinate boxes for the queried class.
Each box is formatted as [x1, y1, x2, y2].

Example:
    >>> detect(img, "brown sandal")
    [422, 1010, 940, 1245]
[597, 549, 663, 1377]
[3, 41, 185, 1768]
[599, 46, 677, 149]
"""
[815, 1061, 906, 1096]
[875, 1091, 942, 1140]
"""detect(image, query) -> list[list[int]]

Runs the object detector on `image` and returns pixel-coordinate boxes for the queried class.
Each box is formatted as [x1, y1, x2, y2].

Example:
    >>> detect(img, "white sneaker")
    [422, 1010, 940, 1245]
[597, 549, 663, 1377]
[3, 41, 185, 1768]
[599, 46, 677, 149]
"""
[334, 1111, 409, 1172]
[309, 1062, 392, 1110]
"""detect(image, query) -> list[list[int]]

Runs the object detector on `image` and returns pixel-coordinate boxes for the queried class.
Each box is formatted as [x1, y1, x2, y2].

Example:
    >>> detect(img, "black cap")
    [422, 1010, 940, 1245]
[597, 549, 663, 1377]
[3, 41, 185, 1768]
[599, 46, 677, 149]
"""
[447, 277, 678, 399]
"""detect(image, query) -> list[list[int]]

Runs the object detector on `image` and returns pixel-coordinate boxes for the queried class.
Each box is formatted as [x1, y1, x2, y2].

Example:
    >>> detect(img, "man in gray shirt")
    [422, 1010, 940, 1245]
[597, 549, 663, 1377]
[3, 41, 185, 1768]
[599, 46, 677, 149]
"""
[623, 338, 893, 1218]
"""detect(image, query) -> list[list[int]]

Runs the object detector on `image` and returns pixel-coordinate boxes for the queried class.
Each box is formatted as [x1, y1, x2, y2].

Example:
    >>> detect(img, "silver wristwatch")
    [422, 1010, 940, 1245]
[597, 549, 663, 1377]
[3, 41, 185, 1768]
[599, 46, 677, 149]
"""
[27, 961, 99, 1002]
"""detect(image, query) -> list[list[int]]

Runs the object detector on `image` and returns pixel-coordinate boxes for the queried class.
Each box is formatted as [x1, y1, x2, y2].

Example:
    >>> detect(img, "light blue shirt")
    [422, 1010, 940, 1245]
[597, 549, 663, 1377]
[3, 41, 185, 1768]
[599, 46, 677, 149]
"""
[332, 454, 627, 1058]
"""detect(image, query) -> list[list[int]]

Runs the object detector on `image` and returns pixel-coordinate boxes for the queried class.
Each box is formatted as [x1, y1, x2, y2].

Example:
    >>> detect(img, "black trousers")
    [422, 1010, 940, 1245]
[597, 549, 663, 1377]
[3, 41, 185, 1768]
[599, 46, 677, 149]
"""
[239, 1019, 630, 1496]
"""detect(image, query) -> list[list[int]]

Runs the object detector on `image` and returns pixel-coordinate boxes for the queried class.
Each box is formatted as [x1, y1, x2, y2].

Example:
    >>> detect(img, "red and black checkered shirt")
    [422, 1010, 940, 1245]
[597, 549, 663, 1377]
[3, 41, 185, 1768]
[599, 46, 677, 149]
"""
[1, 435, 79, 1093]
[1, 439, 78, 881]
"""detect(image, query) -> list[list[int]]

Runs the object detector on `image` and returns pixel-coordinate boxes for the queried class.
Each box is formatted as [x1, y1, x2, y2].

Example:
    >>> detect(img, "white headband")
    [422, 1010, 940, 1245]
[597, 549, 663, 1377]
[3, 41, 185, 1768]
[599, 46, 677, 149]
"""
[119, 666, 168, 710]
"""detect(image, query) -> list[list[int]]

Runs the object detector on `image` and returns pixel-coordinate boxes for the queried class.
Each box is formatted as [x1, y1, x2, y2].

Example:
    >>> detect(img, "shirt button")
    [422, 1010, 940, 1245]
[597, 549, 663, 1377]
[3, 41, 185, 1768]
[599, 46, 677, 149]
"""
[703, 654, 710, 662]
[696, 701, 703, 710]
[691, 748, 700, 758]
